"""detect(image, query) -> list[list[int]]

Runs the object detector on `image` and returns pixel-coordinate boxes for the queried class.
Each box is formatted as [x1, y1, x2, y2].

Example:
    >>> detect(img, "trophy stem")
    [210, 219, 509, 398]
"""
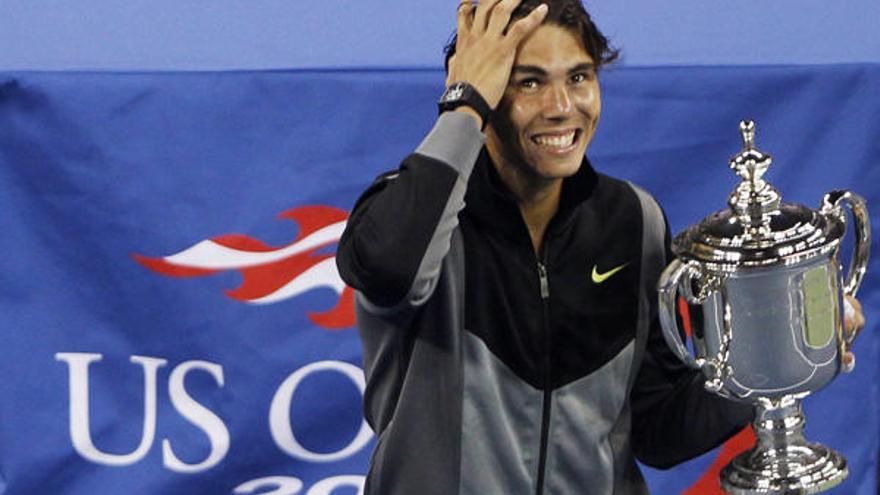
[720, 397, 848, 494]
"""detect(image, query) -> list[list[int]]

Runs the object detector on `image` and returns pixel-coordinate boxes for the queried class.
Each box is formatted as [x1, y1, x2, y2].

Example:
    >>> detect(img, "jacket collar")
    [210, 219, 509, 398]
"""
[464, 149, 599, 240]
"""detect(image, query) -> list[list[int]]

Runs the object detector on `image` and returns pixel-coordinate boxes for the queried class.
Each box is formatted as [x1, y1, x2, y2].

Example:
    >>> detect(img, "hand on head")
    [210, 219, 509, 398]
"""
[447, 0, 548, 109]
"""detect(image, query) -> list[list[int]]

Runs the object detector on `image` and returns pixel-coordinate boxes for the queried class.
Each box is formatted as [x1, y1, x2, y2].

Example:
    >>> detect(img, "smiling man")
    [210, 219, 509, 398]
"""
[485, 20, 601, 255]
[337, 1, 754, 494]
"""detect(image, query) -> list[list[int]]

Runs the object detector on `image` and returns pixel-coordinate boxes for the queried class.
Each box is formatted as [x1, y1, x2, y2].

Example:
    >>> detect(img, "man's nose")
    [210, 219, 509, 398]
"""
[543, 84, 574, 118]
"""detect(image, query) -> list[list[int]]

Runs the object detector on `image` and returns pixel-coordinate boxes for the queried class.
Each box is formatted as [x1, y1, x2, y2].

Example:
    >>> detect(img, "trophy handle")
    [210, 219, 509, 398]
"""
[821, 190, 871, 297]
[658, 259, 701, 368]
[658, 259, 731, 393]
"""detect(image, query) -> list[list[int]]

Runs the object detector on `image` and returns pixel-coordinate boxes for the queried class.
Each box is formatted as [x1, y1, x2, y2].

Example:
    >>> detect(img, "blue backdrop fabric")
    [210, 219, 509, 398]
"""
[3, 0, 880, 70]
[0, 65, 878, 494]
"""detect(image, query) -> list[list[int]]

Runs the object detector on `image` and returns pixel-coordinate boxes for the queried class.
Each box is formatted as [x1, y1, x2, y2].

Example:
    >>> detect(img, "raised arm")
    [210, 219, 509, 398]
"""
[336, 113, 484, 308]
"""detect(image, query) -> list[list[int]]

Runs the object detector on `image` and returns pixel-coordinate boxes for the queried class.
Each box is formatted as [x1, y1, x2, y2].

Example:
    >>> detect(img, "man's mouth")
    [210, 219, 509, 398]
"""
[531, 129, 580, 150]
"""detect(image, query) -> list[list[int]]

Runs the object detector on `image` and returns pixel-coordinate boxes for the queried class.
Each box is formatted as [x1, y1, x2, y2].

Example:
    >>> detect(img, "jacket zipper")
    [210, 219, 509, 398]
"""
[535, 260, 552, 495]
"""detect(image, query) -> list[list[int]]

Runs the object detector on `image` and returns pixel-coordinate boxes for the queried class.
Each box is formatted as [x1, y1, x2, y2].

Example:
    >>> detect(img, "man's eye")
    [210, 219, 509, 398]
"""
[571, 72, 593, 83]
[519, 79, 539, 90]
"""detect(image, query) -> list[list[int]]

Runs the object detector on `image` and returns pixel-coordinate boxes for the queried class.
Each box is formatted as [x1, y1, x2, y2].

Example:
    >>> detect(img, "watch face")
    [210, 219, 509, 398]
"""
[443, 83, 466, 103]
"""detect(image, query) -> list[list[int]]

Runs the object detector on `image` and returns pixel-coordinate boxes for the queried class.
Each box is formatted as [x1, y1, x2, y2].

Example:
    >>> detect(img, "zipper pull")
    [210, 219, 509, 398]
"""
[537, 262, 550, 299]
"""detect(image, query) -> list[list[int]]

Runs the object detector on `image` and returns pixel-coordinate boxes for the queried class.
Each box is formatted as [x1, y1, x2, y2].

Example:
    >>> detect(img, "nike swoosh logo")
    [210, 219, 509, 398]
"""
[592, 262, 629, 284]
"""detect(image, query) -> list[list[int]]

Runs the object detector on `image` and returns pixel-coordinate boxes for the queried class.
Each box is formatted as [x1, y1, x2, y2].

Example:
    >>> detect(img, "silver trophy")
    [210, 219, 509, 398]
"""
[658, 120, 871, 494]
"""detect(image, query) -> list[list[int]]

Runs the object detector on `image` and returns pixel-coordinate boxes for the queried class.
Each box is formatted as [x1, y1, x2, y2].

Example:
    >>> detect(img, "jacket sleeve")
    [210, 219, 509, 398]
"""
[336, 112, 484, 309]
[630, 221, 755, 469]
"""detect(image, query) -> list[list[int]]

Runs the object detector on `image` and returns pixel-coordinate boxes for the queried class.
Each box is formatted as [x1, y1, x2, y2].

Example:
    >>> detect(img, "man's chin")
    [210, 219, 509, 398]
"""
[530, 157, 584, 180]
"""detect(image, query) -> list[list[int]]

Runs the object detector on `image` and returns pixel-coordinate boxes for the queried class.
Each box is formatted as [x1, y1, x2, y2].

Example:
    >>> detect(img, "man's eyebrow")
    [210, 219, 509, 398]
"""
[569, 63, 596, 74]
[512, 65, 548, 76]
[511, 63, 597, 77]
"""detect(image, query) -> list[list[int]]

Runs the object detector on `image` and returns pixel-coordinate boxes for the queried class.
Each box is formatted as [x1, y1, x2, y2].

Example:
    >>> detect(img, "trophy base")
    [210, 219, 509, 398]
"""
[720, 443, 847, 494]
[720, 397, 848, 494]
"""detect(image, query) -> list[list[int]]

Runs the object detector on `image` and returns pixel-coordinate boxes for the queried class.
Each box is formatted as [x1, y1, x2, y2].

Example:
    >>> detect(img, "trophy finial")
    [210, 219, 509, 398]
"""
[740, 120, 756, 150]
[728, 119, 780, 231]
[730, 119, 771, 185]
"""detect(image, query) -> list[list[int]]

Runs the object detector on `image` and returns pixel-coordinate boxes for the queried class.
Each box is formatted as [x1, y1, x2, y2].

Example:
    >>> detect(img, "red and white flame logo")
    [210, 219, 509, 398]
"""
[132, 205, 354, 329]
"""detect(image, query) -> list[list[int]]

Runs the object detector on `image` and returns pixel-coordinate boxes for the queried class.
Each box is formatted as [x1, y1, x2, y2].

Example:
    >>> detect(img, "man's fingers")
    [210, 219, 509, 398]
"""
[843, 295, 865, 341]
[504, 3, 548, 44]
[485, 0, 519, 36]
[457, 0, 475, 39]
[842, 351, 856, 373]
[473, 0, 504, 33]
[846, 294, 863, 316]
[452, 0, 475, 81]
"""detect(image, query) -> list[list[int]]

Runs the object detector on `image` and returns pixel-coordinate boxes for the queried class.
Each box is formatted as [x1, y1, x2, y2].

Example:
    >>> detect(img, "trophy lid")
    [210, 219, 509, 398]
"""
[672, 120, 845, 269]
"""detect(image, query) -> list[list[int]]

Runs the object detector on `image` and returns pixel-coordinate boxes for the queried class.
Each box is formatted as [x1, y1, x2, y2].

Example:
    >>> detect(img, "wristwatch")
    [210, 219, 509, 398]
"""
[437, 82, 492, 127]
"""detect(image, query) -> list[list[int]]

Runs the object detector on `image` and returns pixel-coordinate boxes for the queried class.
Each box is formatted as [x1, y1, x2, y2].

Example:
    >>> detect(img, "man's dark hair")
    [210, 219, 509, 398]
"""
[444, 0, 619, 73]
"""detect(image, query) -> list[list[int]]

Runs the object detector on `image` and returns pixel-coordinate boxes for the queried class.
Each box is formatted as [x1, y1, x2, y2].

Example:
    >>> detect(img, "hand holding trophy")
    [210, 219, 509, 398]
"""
[658, 121, 871, 494]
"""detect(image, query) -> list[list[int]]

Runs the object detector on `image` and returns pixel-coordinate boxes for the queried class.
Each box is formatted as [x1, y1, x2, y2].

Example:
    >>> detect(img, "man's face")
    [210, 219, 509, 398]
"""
[487, 24, 601, 181]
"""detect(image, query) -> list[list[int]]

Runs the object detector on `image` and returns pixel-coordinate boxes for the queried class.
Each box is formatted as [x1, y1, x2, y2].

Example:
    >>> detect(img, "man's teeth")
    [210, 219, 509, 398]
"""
[533, 131, 576, 148]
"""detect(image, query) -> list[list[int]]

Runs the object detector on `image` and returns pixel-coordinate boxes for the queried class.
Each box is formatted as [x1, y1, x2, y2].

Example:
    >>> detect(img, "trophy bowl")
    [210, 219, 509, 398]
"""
[657, 121, 871, 494]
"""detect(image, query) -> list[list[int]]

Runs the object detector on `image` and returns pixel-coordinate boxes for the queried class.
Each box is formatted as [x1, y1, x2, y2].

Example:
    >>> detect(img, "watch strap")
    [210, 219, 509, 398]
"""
[438, 82, 492, 128]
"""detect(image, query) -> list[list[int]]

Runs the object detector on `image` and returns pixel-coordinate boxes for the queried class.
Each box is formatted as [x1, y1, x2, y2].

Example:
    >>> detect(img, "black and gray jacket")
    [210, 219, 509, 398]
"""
[337, 112, 751, 495]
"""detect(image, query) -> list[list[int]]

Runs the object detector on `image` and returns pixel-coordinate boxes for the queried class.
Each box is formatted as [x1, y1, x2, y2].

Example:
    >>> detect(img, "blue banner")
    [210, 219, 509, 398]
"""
[0, 65, 877, 494]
